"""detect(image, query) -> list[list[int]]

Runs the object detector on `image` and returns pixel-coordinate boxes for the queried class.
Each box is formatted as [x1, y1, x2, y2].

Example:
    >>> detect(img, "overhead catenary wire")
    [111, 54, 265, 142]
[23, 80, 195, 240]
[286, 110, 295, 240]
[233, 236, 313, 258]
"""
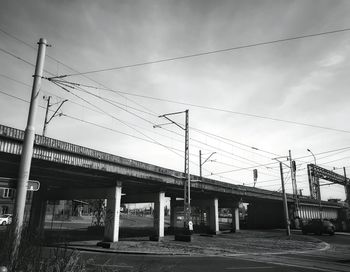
[51, 79, 350, 134]
[0, 28, 158, 119]
[3, 27, 350, 135]
[45, 79, 347, 174]
[50, 80, 213, 172]
[3, 69, 274, 175]
[49, 79, 281, 170]
[4, 73, 349, 183]
[0, 86, 214, 172]
[48, 27, 350, 78]
[0, 29, 326, 165]
[51, 82, 281, 180]
[2, 86, 346, 195]
[2, 29, 350, 187]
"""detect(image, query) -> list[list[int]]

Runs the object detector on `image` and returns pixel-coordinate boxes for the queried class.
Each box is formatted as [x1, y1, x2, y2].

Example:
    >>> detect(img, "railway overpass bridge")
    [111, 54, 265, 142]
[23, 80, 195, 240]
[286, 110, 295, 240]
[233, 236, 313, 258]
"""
[0, 124, 344, 242]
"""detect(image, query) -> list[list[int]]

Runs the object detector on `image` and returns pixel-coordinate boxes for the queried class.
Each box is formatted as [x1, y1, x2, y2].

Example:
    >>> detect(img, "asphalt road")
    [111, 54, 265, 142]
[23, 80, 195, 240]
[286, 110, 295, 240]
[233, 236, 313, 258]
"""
[238, 232, 350, 272]
[2, 217, 349, 271]
[79, 232, 350, 272]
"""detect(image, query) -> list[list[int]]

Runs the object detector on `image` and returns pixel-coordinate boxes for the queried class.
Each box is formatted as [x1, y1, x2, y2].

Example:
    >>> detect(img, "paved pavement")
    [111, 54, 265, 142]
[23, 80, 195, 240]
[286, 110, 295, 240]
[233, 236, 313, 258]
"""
[46, 229, 350, 272]
[50, 229, 327, 256]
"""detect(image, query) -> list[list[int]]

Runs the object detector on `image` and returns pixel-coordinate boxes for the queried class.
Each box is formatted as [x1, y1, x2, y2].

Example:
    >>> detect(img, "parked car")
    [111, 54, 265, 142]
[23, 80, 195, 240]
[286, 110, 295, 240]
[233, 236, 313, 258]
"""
[302, 219, 335, 235]
[0, 214, 12, 225]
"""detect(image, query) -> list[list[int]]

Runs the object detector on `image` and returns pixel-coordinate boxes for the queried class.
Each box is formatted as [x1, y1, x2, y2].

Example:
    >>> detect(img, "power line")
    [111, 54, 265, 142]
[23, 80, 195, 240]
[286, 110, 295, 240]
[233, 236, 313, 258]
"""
[51, 79, 281, 170]
[0, 47, 35, 68]
[51, 81, 209, 169]
[191, 127, 280, 158]
[0, 32, 282, 176]
[2, 70, 277, 172]
[51, 82, 283, 176]
[294, 147, 350, 161]
[0, 88, 208, 167]
[4, 31, 349, 179]
[209, 146, 350, 176]
[0, 73, 109, 116]
[0, 46, 55, 77]
[49, 27, 350, 78]
[52, 80, 158, 126]
[0, 28, 157, 118]
[52, 79, 350, 134]
[50, 83, 350, 175]
[51, 81, 282, 164]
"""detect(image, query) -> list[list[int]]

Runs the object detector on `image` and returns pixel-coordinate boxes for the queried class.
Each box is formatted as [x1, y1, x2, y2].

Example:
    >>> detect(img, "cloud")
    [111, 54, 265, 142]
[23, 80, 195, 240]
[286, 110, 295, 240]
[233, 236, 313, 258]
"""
[319, 53, 346, 67]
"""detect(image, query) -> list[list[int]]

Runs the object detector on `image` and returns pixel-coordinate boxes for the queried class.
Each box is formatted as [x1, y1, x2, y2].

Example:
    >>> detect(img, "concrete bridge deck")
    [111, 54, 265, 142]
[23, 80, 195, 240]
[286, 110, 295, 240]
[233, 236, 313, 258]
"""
[0, 124, 344, 242]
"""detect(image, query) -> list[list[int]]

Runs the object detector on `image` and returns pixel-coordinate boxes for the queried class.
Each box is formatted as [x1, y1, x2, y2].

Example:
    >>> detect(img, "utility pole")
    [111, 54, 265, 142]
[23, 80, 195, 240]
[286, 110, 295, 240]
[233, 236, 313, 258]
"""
[157, 110, 192, 233]
[11, 38, 48, 266]
[289, 150, 299, 219]
[343, 167, 350, 219]
[199, 150, 202, 178]
[279, 161, 291, 236]
[42, 95, 67, 136]
[184, 109, 190, 231]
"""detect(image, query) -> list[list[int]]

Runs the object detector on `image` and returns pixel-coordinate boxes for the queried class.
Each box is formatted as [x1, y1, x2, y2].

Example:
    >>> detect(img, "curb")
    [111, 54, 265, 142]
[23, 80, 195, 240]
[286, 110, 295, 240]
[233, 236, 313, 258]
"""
[54, 239, 330, 257]
[54, 245, 190, 256]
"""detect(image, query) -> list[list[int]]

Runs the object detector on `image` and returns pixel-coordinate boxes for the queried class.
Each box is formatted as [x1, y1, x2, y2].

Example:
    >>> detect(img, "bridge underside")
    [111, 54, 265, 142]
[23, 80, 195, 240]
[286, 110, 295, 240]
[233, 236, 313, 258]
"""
[0, 152, 270, 203]
[0, 132, 343, 242]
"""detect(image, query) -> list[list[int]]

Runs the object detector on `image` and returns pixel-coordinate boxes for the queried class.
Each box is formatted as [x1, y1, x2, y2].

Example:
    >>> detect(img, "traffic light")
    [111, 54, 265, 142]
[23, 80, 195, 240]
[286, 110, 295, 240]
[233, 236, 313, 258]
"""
[253, 169, 258, 181]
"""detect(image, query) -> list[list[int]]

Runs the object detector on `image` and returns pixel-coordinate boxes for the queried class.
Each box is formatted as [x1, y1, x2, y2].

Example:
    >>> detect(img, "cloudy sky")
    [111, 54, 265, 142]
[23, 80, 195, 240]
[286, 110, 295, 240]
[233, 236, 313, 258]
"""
[1, 0, 350, 201]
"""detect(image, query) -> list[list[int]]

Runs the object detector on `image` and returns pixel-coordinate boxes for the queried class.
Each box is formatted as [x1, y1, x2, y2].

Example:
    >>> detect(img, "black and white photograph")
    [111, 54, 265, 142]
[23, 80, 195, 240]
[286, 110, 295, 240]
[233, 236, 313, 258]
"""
[0, 0, 349, 271]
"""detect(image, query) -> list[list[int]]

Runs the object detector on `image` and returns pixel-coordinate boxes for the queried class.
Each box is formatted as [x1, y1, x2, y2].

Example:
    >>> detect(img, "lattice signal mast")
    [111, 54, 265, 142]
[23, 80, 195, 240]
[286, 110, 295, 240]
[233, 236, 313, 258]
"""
[157, 110, 191, 231]
[307, 164, 350, 205]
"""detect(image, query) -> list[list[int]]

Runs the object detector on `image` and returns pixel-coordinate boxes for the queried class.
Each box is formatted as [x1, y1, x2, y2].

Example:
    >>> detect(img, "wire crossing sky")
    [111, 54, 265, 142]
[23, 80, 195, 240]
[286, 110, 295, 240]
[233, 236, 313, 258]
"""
[1, 0, 350, 201]
[50, 27, 350, 78]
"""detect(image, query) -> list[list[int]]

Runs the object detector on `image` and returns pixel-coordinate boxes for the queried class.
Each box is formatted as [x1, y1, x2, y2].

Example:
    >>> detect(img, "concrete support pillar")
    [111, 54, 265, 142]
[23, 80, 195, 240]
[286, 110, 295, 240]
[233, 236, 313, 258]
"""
[170, 196, 176, 229]
[209, 197, 219, 234]
[28, 185, 47, 235]
[153, 191, 165, 240]
[232, 205, 240, 232]
[104, 185, 122, 242]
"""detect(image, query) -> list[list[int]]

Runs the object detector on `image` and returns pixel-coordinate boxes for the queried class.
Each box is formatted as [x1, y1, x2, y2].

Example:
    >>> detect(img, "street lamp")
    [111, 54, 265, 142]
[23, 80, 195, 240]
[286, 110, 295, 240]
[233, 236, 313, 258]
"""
[307, 149, 316, 165]
[307, 148, 322, 220]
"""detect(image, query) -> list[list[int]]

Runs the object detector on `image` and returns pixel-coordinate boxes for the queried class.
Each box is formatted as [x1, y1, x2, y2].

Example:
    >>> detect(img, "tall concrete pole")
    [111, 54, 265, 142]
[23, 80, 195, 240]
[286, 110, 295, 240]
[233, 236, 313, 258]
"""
[279, 162, 291, 236]
[12, 38, 47, 262]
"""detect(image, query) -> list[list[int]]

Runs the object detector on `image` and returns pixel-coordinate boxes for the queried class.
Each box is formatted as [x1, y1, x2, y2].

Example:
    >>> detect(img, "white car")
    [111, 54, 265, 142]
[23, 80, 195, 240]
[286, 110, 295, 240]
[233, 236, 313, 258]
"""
[0, 214, 12, 225]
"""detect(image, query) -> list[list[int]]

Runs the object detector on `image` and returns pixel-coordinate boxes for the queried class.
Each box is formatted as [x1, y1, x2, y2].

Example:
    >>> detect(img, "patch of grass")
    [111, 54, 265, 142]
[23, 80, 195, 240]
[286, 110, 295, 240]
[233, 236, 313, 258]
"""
[0, 223, 91, 272]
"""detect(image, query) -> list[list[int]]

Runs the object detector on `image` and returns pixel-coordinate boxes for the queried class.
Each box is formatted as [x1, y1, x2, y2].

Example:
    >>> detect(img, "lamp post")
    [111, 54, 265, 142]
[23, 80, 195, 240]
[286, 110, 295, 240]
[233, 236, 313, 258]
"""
[307, 149, 316, 165]
[307, 149, 322, 220]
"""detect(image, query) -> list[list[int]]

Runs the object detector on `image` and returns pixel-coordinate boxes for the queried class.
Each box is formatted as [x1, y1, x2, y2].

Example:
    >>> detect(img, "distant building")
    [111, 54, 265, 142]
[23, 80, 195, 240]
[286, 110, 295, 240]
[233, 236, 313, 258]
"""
[0, 187, 32, 216]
